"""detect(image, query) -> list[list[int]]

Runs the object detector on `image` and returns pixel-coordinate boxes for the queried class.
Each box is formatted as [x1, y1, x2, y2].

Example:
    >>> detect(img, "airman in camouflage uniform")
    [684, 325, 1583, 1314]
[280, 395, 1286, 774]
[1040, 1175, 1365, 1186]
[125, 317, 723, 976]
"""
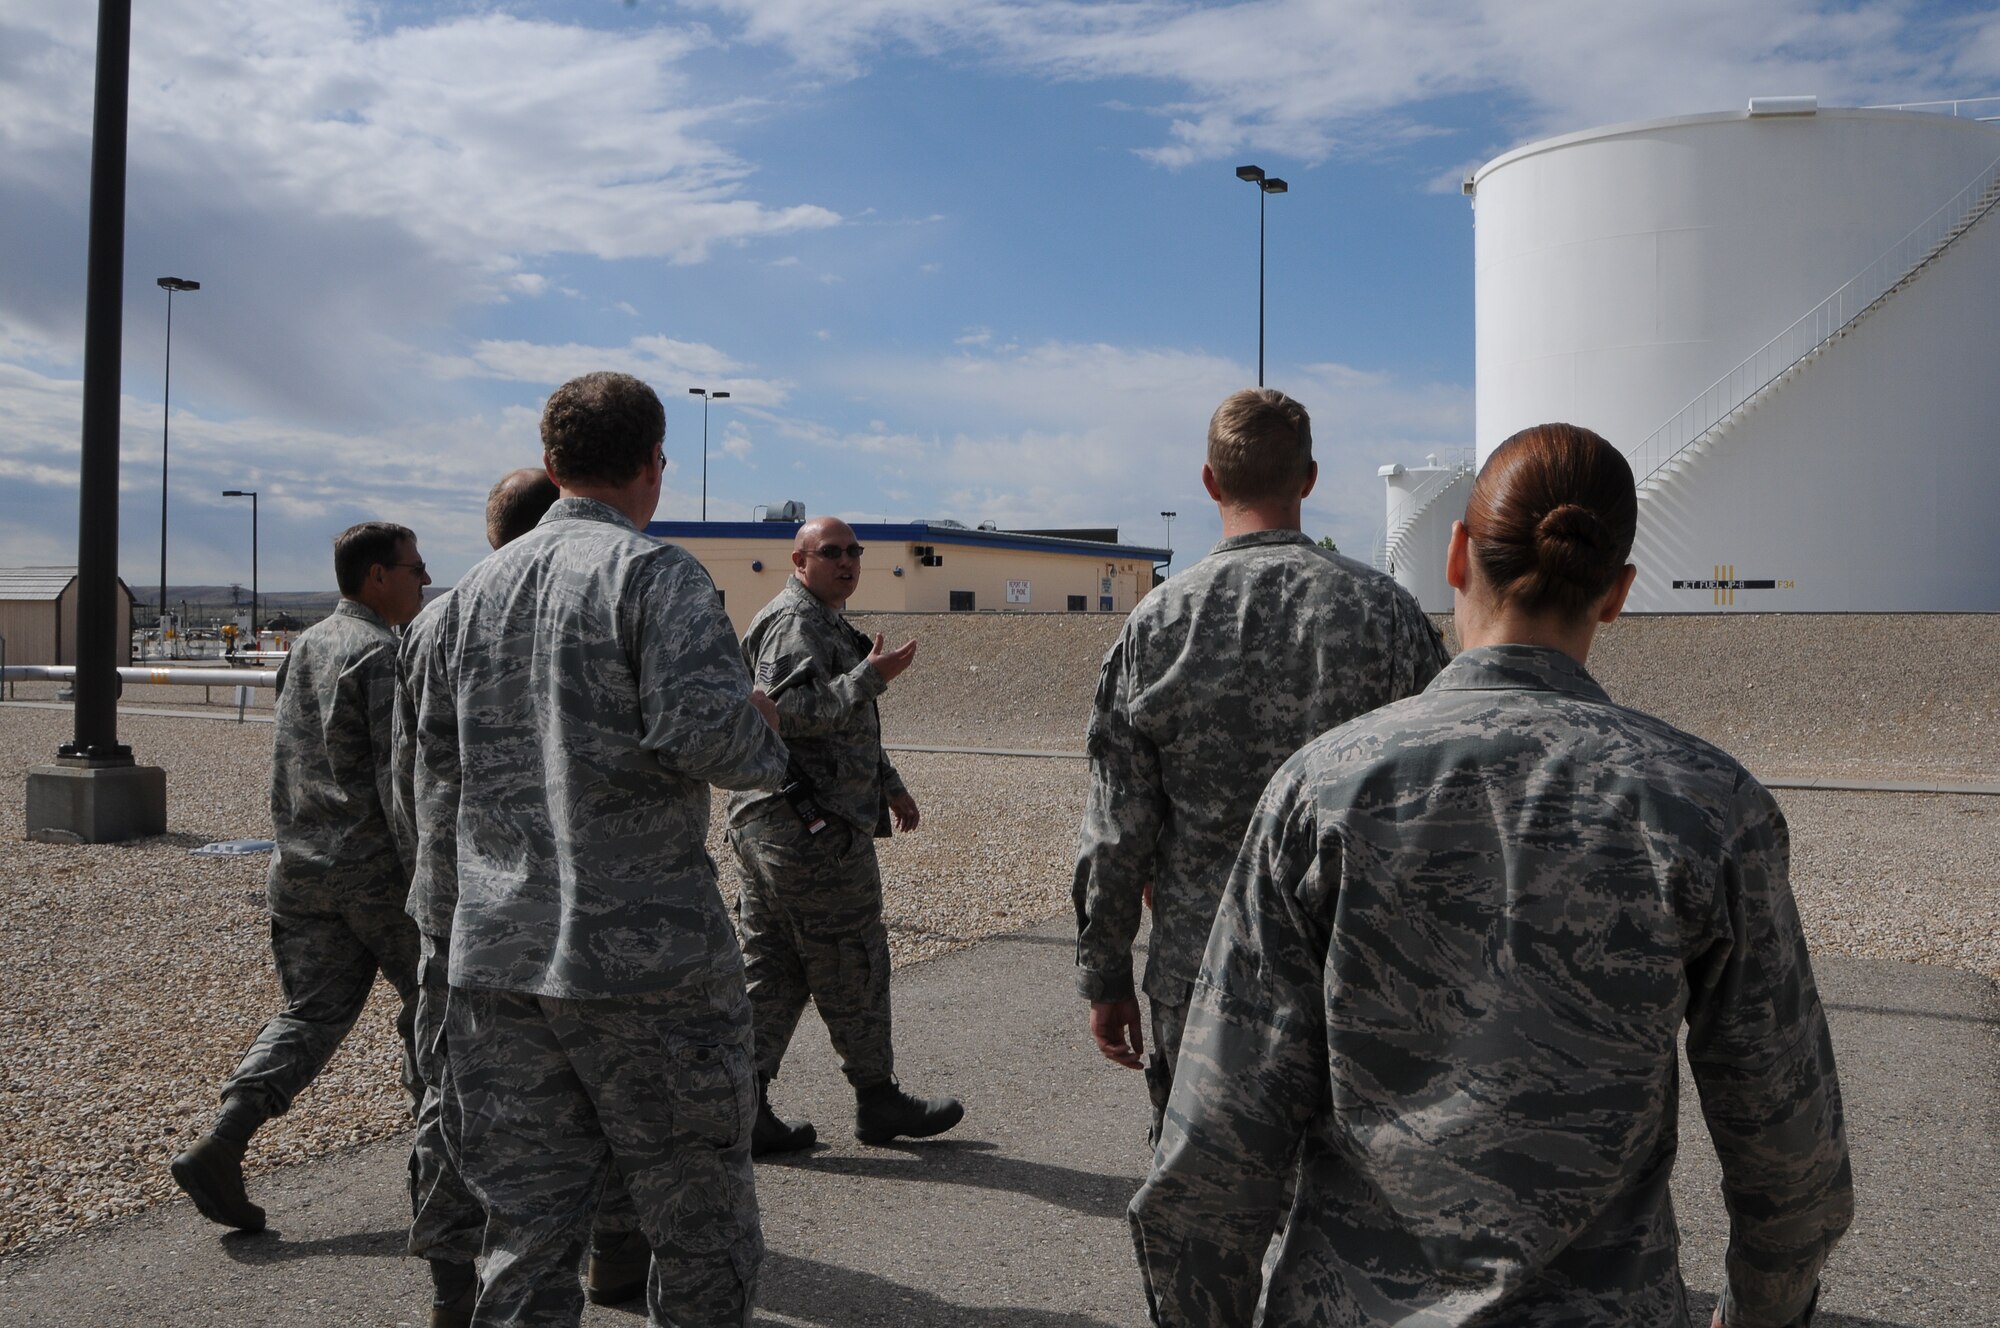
[1074, 388, 1448, 1132]
[391, 470, 643, 1327]
[1132, 425, 1852, 1328]
[727, 516, 964, 1152]
[427, 372, 788, 1327]
[172, 522, 433, 1234]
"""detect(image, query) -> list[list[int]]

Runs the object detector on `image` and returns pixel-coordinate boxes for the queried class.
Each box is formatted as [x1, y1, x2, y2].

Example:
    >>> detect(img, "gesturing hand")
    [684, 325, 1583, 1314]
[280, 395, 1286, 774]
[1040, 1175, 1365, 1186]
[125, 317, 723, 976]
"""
[889, 791, 920, 833]
[867, 633, 918, 684]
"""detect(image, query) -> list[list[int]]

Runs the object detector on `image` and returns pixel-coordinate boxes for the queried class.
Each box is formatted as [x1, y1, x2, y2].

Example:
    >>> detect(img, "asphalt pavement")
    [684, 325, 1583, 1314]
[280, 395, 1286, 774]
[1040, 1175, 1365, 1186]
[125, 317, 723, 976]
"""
[0, 917, 1992, 1327]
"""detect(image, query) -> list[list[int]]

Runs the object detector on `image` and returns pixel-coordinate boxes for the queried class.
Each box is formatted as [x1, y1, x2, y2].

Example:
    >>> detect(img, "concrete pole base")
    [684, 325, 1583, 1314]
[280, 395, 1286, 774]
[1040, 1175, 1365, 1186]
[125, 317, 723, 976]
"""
[25, 761, 168, 844]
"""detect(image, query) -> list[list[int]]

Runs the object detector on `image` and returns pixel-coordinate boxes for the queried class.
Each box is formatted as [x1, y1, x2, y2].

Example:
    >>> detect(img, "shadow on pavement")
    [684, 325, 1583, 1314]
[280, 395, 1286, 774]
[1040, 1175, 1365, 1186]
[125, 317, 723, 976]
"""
[217, 1225, 406, 1265]
[1822, 1000, 1998, 1028]
[764, 1138, 1140, 1221]
[757, 1250, 1122, 1327]
[980, 932, 1079, 950]
[1684, 1289, 1921, 1328]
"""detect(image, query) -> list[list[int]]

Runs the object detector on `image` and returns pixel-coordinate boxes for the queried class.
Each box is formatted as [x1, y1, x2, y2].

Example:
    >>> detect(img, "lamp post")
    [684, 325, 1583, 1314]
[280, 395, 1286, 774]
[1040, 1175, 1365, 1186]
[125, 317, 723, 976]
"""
[1234, 166, 1287, 386]
[687, 387, 731, 521]
[156, 275, 199, 655]
[222, 489, 257, 644]
[26, 0, 169, 844]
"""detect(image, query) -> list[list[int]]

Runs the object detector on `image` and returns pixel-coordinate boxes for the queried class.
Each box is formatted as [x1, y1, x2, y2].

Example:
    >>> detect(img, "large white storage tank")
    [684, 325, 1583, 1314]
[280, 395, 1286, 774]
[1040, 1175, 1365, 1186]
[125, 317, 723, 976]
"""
[1461, 102, 2000, 612]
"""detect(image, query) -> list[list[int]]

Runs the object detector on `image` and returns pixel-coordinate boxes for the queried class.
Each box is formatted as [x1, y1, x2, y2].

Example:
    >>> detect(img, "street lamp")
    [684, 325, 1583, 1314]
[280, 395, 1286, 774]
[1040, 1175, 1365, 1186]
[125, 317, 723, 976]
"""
[688, 387, 731, 521]
[1234, 166, 1287, 386]
[156, 275, 199, 655]
[222, 489, 257, 644]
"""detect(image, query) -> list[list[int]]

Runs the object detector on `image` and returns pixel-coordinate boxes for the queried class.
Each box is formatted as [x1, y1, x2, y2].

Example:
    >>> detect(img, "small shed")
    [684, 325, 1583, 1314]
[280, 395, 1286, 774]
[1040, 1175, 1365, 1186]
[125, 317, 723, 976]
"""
[0, 568, 136, 666]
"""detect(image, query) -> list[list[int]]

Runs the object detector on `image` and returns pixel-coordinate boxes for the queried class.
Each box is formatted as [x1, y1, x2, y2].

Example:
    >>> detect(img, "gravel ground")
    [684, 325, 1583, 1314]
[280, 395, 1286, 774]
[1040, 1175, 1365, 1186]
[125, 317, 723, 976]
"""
[0, 611, 1993, 1260]
[858, 611, 2000, 783]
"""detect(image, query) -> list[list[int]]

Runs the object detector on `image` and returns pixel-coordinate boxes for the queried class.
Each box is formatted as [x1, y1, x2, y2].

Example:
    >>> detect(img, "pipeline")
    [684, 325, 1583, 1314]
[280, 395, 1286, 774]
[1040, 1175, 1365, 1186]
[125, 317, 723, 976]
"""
[2, 665, 277, 688]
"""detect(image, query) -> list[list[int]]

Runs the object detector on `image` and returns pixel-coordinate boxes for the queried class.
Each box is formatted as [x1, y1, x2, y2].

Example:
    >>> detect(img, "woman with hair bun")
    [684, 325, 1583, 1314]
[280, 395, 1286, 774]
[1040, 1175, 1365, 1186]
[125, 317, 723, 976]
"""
[1131, 423, 1852, 1328]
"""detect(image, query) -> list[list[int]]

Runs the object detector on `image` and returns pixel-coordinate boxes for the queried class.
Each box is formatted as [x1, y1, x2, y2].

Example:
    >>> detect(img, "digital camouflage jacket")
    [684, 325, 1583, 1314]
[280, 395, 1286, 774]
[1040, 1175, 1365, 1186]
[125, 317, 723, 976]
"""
[268, 598, 408, 907]
[1131, 645, 1852, 1328]
[1073, 529, 1448, 1004]
[728, 576, 907, 839]
[433, 498, 789, 998]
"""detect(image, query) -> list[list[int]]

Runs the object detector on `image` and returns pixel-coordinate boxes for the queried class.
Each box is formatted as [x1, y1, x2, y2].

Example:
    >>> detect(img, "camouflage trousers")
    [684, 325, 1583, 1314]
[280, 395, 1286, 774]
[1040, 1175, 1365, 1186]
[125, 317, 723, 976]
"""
[443, 971, 762, 1327]
[1145, 992, 1190, 1145]
[221, 884, 422, 1116]
[409, 944, 639, 1266]
[728, 809, 893, 1089]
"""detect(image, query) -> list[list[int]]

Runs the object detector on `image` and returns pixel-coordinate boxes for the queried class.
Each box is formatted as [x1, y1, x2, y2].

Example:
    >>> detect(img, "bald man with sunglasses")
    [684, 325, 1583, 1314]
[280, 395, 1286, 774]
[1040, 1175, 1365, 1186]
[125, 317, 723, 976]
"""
[726, 517, 964, 1155]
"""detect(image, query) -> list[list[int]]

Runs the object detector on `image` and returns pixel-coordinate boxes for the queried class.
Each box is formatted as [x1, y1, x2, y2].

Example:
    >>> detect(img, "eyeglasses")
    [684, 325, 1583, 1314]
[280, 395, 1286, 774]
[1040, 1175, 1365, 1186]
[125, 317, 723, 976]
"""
[392, 561, 428, 576]
[809, 544, 866, 562]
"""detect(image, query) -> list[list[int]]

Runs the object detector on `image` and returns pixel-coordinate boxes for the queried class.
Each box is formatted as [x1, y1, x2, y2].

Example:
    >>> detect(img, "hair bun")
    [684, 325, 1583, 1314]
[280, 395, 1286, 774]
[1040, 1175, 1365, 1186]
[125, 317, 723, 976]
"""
[1535, 503, 1605, 550]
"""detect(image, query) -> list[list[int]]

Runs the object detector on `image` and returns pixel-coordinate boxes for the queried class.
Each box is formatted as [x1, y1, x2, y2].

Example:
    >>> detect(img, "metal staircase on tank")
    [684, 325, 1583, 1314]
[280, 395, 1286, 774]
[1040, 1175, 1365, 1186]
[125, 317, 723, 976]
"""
[1628, 150, 2000, 495]
[1372, 454, 1475, 576]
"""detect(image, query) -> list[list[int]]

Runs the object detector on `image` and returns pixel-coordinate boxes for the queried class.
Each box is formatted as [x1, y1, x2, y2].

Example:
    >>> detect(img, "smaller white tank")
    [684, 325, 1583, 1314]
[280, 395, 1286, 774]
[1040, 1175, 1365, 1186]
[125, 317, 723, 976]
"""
[1376, 452, 1473, 611]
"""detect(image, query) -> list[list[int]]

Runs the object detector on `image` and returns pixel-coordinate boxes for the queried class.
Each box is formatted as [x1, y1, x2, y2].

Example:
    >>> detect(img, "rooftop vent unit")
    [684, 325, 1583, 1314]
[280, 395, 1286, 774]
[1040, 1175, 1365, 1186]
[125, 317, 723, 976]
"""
[763, 500, 805, 522]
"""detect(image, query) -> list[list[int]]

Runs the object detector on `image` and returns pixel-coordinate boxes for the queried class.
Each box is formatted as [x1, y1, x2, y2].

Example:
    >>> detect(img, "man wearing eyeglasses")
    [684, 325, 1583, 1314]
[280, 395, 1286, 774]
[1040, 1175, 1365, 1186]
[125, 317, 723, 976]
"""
[172, 521, 433, 1235]
[727, 515, 964, 1155]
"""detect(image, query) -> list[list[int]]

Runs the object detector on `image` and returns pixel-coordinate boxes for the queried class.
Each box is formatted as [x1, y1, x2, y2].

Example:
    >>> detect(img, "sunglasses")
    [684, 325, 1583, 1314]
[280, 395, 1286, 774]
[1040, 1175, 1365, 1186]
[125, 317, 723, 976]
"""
[391, 561, 428, 576]
[808, 544, 866, 562]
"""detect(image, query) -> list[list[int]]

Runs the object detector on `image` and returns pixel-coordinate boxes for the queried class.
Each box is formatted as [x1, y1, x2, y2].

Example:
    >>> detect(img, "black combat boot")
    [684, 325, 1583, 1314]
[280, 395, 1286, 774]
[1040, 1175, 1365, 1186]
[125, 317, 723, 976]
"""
[169, 1094, 268, 1232]
[752, 1074, 817, 1157]
[854, 1080, 964, 1145]
[584, 1228, 650, 1306]
[427, 1257, 477, 1328]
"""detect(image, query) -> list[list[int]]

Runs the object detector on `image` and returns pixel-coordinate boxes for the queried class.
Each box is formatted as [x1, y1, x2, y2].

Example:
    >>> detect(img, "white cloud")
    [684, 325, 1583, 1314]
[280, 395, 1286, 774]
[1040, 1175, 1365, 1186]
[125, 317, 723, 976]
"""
[691, 0, 1973, 166]
[122, 5, 838, 265]
[428, 335, 793, 405]
[0, 2, 843, 433]
[760, 338, 1470, 551]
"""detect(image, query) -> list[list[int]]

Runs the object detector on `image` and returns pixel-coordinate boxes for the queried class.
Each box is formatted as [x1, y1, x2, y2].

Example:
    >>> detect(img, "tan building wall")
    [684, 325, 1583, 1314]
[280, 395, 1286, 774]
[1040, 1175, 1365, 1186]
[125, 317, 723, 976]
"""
[0, 600, 60, 667]
[0, 576, 133, 666]
[658, 526, 1162, 638]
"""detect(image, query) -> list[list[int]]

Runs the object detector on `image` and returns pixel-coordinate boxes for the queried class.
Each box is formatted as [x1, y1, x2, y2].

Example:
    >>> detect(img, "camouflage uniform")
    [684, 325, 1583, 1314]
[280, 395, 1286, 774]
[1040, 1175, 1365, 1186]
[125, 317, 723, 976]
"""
[727, 576, 907, 1089]
[428, 497, 789, 1326]
[1073, 530, 1448, 1116]
[222, 598, 421, 1118]
[1131, 645, 1853, 1328]
[393, 593, 639, 1271]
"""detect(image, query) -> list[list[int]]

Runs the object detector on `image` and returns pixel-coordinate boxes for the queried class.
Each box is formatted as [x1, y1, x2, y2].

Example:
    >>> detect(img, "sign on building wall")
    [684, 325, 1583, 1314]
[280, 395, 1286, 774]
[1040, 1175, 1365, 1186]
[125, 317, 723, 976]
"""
[1006, 579, 1031, 604]
[1100, 576, 1113, 594]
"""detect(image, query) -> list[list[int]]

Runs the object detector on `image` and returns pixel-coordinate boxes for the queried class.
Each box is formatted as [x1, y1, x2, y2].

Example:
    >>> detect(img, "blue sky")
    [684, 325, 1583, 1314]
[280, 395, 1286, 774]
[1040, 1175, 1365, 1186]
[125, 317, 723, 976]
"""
[2, 0, 1995, 591]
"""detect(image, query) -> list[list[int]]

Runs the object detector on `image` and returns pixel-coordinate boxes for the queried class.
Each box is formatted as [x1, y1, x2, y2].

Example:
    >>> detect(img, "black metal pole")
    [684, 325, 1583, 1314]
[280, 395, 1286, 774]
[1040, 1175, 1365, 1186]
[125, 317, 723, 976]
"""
[1257, 187, 1266, 387]
[64, 0, 134, 762]
[701, 396, 709, 522]
[249, 492, 258, 641]
[158, 287, 172, 644]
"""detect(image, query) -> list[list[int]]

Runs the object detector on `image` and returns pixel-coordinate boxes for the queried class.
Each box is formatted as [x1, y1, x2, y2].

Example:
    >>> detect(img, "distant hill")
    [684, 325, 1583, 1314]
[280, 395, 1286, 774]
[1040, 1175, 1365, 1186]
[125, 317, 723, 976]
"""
[130, 584, 449, 626]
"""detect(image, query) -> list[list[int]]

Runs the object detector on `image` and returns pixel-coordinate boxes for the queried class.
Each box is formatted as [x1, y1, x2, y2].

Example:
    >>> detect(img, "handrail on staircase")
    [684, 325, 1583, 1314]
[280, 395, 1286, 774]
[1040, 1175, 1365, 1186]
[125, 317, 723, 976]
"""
[1627, 149, 2000, 487]
[1377, 454, 1476, 573]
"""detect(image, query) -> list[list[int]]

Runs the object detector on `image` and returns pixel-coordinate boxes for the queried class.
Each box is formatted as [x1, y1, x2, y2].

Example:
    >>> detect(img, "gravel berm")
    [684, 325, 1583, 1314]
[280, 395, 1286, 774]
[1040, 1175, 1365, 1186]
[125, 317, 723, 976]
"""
[0, 612, 1993, 1262]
